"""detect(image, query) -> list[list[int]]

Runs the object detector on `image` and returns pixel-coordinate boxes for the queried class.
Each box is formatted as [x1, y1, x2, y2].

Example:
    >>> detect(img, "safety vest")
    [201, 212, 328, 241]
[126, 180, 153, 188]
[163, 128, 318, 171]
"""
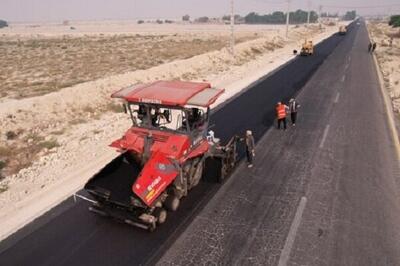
[276, 104, 286, 119]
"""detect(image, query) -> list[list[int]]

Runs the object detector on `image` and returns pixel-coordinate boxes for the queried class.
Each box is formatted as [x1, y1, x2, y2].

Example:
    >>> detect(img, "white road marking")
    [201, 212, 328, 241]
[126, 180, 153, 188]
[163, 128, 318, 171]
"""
[319, 125, 330, 149]
[341, 75, 345, 82]
[348, 55, 351, 62]
[334, 92, 340, 103]
[344, 63, 349, 71]
[278, 196, 308, 266]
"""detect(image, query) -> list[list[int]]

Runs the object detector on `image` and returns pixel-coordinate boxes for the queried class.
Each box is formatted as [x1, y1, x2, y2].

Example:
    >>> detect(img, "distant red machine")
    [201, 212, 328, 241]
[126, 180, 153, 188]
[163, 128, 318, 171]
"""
[83, 81, 239, 231]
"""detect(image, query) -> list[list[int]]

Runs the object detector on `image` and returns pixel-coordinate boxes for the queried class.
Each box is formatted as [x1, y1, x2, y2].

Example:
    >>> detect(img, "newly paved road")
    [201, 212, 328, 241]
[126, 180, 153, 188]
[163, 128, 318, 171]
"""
[158, 20, 400, 266]
[2, 20, 399, 266]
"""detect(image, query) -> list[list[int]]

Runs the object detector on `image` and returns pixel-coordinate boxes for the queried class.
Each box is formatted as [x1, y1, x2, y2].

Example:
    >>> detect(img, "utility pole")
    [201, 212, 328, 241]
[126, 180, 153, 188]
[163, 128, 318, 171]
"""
[307, 1, 311, 27]
[285, 0, 290, 37]
[318, 4, 322, 29]
[230, 0, 235, 56]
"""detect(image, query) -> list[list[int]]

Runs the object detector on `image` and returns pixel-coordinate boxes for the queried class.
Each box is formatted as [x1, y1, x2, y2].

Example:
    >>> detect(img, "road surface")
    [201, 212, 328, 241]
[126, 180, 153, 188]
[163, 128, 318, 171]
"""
[158, 20, 400, 266]
[1, 20, 399, 266]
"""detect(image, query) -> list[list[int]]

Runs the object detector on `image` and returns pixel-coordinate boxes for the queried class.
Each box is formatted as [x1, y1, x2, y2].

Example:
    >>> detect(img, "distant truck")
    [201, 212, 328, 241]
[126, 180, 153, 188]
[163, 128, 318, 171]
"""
[339, 25, 347, 35]
[0, 20, 8, 29]
[300, 40, 314, 56]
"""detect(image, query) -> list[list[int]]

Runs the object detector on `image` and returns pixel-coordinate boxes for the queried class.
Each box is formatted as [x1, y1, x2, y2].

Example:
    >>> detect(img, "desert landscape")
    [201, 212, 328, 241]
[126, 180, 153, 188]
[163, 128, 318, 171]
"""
[2, 1, 400, 263]
[367, 21, 400, 118]
[0, 20, 345, 238]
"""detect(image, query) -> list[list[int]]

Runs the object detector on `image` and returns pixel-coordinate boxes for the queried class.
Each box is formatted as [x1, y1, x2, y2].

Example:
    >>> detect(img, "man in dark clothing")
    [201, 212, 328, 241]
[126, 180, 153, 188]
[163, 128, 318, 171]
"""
[372, 42, 377, 52]
[142, 132, 154, 165]
[289, 98, 300, 126]
[245, 130, 255, 168]
[368, 42, 372, 53]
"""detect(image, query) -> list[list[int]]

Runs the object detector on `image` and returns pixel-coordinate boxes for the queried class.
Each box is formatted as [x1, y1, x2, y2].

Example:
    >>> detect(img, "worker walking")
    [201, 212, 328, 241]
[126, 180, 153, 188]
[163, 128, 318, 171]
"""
[368, 42, 372, 53]
[276, 102, 289, 130]
[244, 130, 255, 168]
[372, 42, 377, 53]
[289, 98, 301, 126]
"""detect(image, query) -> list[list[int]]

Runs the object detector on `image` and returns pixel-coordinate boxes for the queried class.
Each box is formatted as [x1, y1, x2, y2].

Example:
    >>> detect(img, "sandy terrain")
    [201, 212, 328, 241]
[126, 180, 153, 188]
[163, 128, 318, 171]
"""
[0, 24, 262, 99]
[0, 21, 347, 240]
[367, 22, 400, 115]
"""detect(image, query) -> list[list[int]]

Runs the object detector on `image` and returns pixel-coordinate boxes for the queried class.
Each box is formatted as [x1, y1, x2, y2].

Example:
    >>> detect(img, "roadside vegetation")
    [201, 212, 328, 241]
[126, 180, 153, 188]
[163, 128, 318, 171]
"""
[389, 15, 400, 28]
[343, 11, 357, 21]
[244, 9, 318, 24]
[242, 9, 356, 24]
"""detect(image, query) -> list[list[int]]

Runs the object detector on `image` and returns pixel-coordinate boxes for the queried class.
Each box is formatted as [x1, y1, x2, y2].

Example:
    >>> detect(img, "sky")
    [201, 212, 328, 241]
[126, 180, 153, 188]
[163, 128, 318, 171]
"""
[1, 0, 400, 22]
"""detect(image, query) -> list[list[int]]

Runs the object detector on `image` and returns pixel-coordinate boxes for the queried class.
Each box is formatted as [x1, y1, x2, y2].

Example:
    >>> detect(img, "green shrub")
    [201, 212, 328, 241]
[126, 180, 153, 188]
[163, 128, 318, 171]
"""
[389, 15, 400, 27]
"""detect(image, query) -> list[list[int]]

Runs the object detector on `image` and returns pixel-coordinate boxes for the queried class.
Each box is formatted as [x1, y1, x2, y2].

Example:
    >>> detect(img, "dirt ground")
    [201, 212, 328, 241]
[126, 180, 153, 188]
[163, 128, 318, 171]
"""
[367, 21, 400, 114]
[0, 34, 257, 99]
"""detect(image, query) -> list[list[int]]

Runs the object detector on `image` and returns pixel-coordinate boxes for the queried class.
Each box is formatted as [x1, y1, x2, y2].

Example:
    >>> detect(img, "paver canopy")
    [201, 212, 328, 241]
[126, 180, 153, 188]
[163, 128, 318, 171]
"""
[112, 80, 224, 107]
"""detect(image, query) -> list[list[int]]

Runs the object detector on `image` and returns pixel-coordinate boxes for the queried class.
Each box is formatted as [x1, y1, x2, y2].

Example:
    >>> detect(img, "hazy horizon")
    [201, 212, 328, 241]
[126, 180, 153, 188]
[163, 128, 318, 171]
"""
[1, 0, 400, 22]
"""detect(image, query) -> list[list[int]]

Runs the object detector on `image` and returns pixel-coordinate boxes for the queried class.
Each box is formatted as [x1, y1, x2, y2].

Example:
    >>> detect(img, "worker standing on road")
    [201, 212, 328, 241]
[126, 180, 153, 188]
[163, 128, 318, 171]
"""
[289, 98, 301, 126]
[245, 130, 255, 168]
[276, 102, 289, 130]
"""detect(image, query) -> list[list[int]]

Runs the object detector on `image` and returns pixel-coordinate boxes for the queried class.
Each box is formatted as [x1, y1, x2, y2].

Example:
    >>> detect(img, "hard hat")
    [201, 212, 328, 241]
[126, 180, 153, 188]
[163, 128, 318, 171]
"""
[246, 130, 252, 136]
[289, 98, 294, 102]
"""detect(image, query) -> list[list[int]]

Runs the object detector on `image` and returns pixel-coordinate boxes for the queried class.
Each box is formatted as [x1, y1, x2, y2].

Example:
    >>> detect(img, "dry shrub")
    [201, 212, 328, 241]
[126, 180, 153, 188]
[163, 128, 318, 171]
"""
[0, 184, 8, 193]
[251, 47, 262, 54]
[69, 118, 87, 125]
[0, 146, 12, 157]
[106, 102, 124, 113]
[38, 139, 60, 150]
[6, 131, 17, 140]
[51, 129, 66, 135]
[0, 160, 6, 170]
[388, 32, 400, 39]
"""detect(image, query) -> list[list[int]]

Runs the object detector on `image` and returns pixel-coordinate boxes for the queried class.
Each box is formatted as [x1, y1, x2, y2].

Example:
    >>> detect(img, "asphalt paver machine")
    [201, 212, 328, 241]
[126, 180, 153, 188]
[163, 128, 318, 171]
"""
[81, 81, 239, 231]
[300, 40, 314, 56]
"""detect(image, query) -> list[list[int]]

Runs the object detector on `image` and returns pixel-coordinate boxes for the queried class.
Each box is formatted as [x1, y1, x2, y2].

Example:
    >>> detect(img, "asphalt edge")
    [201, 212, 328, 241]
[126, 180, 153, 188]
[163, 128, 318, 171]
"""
[366, 22, 400, 162]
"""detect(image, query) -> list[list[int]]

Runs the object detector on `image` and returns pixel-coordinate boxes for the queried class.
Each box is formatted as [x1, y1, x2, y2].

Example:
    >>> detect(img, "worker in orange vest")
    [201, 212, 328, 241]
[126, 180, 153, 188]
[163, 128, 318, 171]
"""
[276, 102, 289, 130]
